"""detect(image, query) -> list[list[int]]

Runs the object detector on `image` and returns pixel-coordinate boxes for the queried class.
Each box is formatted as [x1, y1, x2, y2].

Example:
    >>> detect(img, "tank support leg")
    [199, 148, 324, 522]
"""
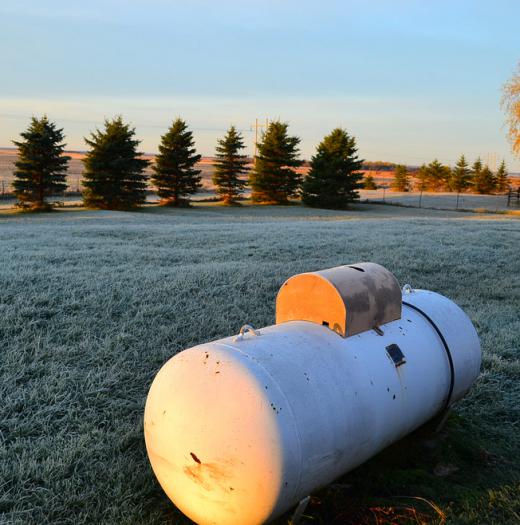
[288, 495, 310, 525]
[435, 407, 452, 433]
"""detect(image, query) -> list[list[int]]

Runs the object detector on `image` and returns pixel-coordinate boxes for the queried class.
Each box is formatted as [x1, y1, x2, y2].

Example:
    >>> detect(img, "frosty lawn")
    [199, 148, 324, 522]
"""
[1, 203, 519, 524]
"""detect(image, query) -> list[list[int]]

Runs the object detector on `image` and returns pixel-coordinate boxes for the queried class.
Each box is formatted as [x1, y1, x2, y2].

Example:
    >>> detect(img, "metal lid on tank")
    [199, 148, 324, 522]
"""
[275, 262, 402, 337]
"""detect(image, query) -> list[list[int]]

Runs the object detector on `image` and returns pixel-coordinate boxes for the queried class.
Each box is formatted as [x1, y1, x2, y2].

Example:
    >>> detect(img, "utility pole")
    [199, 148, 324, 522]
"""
[251, 118, 269, 166]
[486, 152, 498, 173]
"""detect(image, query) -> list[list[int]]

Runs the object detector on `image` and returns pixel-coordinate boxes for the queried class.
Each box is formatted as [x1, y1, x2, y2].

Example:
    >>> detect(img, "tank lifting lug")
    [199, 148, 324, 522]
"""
[434, 407, 452, 433]
[233, 324, 261, 342]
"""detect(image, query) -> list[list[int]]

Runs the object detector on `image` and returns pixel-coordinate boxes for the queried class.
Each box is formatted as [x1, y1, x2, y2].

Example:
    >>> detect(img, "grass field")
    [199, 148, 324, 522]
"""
[1, 203, 519, 524]
[0, 149, 218, 194]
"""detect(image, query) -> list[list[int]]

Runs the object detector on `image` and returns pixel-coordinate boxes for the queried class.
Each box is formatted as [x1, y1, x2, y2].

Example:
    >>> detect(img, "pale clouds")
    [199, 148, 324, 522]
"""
[0, 94, 517, 169]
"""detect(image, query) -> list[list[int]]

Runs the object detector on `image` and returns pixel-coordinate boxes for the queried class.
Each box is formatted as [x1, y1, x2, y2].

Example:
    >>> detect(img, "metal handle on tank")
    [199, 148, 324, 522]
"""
[234, 324, 261, 342]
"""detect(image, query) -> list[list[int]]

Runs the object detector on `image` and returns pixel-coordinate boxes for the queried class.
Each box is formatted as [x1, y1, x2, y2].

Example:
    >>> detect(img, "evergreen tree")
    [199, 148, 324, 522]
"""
[450, 154, 472, 193]
[364, 175, 377, 190]
[474, 165, 496, 194]
[83, 117, 149, 210]
[250, 121, 302, 204]
[302, 128, 363, 208]
[415, 164, 429, 191]
[425, 159, 451, 191]
[152, 119, 202, 206]
[471, 157, 483, 192]
[12, 116, 70, 210]
[212, 126, 248, 204]
[495, 160, 509, 193]
[391, 164, 410, 191]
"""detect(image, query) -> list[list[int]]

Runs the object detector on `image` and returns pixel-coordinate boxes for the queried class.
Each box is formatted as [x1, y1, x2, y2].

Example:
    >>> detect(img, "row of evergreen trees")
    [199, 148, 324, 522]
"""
[381, 156, 510, 195]
[12, 116, 364, 210]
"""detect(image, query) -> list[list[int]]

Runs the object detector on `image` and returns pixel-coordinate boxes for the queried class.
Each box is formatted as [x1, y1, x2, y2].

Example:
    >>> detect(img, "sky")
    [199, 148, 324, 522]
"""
[1, 0, 519, 169]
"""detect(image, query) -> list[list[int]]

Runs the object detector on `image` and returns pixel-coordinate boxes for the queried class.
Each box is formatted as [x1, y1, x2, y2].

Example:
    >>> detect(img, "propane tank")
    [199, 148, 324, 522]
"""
[144, 263, 481, 525]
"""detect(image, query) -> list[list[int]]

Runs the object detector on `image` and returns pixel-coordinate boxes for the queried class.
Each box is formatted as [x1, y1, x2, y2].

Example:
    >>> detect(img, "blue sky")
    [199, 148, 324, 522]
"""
[1, 0, 519, 169]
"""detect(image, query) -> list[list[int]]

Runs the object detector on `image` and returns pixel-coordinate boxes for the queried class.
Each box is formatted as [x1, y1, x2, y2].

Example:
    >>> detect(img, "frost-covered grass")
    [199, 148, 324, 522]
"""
[0, 203, 519, 524]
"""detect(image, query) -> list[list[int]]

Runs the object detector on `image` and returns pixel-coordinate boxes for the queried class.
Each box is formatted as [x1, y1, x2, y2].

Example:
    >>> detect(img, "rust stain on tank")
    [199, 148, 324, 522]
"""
[183, 459, 234, 492]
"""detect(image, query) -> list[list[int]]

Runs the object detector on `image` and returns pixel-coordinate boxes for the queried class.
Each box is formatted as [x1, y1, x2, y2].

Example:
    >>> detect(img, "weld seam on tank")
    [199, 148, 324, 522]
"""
[218, 342, 305, 510]
[403, 300, 456, 411]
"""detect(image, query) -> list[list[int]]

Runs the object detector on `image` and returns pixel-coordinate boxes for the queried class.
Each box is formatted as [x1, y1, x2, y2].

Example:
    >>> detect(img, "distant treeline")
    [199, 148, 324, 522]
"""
[362, 161, 398, 171]
[367, 157, 511, 195]
[7, 115, 513, 211]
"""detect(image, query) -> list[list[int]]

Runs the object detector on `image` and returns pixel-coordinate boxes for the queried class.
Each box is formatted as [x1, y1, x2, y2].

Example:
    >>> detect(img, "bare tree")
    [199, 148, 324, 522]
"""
[502, 61, 520, 157]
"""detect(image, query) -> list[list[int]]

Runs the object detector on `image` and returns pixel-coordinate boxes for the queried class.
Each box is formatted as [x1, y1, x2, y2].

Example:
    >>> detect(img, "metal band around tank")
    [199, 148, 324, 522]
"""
[402, 300, 455, 412]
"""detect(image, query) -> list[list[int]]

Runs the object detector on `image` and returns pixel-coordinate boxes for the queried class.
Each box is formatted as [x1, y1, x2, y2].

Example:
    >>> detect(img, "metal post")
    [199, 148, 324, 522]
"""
[251, 118, 268, 167]
[254, 118, 258, 163]
[289, 496, 311, 525]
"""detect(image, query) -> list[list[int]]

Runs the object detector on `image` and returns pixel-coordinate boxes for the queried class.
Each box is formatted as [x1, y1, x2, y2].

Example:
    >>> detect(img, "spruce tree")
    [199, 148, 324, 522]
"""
[250, 121, 302, 204]
[152, 119, 202, 206]
[364, 175, 377, 190]
[450, 154, 472, 193]
[302, 128, 363, 209]
[495, 160, 509, 193]
[391, 164, 410, 191]
[12, 116, 70, 210]
[474, 165, 496, 194]
[425, 159, 451, 191]
[212, 126, 248, 205]
[471, 157, 483, 192]
[415, 164, 429, 191]
[82, 117, 149, 210]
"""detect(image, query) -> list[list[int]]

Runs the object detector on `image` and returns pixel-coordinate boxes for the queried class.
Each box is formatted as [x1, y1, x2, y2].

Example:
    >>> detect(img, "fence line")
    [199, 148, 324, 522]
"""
[360, 189, 519, 212]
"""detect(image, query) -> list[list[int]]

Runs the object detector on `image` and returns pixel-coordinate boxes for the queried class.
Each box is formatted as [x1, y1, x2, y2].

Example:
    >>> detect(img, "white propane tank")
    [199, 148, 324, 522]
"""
[144, 263, 481, 525]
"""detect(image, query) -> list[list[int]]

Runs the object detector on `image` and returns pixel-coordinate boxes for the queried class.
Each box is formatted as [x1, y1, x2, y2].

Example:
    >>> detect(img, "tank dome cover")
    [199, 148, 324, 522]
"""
[276, 262, 402, 337]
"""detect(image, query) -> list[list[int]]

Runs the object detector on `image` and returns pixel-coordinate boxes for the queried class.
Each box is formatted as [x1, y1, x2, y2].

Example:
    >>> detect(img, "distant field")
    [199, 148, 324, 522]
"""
[0, 148, 396, 194]
[1, 203, 519, 524]
[2, 145, 520, 215]
[0, 149, 426, 194]
[2, 148, 519, 215]
[0, 149, 218, 192]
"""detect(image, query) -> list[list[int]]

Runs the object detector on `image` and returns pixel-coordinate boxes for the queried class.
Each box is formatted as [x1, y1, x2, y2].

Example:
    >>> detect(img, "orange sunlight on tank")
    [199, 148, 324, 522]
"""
[144, 346, 283, 525]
